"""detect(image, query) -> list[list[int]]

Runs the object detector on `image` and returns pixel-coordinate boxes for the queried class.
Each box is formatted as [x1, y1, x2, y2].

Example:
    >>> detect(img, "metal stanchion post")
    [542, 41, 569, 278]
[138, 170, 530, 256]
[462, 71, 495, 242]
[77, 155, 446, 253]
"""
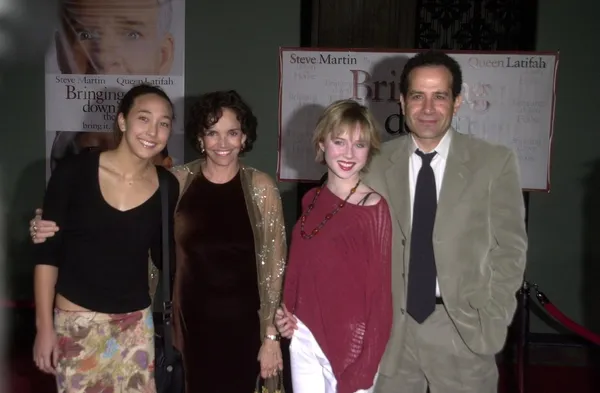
[517, 281, 530, 393]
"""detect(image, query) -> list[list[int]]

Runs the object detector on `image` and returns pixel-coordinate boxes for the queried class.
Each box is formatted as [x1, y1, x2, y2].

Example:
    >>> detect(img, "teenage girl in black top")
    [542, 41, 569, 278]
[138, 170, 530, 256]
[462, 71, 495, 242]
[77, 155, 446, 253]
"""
[33, 84, 179, 393]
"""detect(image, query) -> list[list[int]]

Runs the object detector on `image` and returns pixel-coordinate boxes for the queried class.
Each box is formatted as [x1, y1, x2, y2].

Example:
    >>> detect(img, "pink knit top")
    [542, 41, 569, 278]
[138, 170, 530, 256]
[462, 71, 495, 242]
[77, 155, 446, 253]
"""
[283, 186, 393, 393]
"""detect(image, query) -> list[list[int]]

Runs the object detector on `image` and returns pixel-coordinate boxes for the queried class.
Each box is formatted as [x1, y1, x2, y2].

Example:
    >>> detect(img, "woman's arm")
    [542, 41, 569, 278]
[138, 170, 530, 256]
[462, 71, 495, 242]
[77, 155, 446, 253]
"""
[255, 172, 288, 335]
[33, 264, 59, 374]
[33, 157, 75, 374]
[34, 157, 74, 287]
[252, 171, 288, 378]
[34, 266, 58, 330]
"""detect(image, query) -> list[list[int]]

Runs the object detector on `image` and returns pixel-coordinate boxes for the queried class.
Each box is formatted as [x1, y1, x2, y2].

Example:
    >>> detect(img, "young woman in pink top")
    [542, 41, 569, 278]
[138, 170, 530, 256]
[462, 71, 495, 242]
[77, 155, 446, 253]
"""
[277, 100, 393, 393]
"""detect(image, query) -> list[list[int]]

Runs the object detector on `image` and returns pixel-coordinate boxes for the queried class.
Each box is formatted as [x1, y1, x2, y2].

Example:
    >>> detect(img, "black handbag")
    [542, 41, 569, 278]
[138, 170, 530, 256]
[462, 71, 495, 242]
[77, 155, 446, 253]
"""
[155, 169, 185, 393]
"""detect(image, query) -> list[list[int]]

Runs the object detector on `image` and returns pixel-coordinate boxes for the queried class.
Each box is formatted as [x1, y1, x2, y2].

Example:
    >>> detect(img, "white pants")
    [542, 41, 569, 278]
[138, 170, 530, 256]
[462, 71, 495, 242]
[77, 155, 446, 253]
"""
[290, 317, 376, 393]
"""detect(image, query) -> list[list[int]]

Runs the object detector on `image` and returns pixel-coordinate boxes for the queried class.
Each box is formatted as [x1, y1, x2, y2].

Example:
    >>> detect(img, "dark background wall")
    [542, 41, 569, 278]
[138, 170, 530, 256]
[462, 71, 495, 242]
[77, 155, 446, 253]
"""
[1, 0, 599, 338]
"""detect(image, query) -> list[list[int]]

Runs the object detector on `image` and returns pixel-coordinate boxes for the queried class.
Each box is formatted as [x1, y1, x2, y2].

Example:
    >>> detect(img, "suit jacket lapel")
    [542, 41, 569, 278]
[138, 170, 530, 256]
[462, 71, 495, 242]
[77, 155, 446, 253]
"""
[384, 137, 412, 239]
[434, 130, 471, 239]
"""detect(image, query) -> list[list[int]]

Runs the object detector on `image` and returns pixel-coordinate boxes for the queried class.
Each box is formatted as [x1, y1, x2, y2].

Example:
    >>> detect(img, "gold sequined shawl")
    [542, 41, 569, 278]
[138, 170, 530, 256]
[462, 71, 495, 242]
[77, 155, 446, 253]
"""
[149, 159, 287, 338]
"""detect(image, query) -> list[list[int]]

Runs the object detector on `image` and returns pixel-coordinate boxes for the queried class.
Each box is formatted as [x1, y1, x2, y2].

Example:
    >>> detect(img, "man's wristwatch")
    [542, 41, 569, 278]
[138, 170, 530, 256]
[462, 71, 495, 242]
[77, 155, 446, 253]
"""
[265, 333, 281, 342]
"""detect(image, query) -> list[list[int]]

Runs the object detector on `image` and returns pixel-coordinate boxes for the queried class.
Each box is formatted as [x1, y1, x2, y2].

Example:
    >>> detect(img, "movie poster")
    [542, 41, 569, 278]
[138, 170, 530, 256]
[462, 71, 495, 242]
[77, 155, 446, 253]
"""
[278, 49, 558, 191]
[44, 0, 185, 178]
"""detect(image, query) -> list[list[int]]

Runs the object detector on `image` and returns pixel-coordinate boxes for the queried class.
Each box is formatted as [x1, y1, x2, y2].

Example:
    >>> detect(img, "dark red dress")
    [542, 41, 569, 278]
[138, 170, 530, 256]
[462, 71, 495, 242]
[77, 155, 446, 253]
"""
[173, 172, 260, 393]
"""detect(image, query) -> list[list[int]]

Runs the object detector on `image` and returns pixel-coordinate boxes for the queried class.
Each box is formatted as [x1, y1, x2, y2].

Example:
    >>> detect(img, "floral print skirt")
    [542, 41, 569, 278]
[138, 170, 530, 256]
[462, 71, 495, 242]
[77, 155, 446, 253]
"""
[54, 307, 156, 393]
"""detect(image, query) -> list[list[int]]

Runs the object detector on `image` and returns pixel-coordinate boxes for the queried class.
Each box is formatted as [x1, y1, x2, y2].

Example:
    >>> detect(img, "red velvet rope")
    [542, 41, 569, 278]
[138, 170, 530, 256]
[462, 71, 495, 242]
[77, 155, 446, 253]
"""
[541, 302, 600, 346]
[534, 287, 600, 346]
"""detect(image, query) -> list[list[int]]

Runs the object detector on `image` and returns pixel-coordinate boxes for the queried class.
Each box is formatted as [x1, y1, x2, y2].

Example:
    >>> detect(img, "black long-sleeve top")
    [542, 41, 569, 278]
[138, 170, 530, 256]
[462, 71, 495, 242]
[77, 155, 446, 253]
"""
[35, 151, 179, 314]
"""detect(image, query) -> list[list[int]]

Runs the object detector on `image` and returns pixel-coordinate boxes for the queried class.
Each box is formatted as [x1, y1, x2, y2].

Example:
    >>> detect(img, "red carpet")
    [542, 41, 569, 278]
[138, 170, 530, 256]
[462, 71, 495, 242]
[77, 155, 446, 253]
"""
[498, 364, 598, 393]
[6, 353, 598, 393]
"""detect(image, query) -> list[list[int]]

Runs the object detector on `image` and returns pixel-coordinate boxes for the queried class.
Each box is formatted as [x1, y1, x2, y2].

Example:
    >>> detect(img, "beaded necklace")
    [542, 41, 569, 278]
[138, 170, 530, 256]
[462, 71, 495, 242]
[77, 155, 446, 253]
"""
[300, 180, 361, 240]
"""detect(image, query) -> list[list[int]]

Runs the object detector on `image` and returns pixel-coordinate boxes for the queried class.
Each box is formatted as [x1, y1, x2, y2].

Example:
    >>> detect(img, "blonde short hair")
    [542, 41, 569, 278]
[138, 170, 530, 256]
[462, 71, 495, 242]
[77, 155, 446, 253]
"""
[313, 99, 381, 165]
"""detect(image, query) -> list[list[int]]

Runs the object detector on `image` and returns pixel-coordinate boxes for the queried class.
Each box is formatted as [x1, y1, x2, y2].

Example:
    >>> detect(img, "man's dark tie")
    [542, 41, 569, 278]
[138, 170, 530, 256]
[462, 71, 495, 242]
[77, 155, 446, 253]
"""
[406, 150, 438, 324]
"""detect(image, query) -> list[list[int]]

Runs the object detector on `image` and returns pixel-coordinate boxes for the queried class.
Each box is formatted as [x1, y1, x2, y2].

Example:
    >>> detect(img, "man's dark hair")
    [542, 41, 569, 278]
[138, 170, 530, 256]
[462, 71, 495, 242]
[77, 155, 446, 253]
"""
[400, 50, 463, 99]
[186, 90, 258, 156]
[159, 147, 169, 157]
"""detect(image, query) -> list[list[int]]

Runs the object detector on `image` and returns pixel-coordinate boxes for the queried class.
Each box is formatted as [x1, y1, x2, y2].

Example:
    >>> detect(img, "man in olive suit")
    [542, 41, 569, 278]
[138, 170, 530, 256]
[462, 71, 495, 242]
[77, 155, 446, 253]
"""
[363, 50, 527, 393]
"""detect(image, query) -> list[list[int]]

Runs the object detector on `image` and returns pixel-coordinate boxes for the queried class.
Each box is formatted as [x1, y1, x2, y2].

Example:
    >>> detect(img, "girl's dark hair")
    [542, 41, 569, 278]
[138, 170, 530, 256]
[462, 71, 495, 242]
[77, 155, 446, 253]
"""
[113, 83, 175, 143]
[186, 90, 258, 156]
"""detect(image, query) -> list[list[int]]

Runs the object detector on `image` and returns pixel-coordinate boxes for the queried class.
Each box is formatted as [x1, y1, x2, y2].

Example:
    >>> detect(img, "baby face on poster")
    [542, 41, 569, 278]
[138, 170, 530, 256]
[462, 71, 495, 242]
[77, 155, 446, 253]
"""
[56, 0, 174, 75]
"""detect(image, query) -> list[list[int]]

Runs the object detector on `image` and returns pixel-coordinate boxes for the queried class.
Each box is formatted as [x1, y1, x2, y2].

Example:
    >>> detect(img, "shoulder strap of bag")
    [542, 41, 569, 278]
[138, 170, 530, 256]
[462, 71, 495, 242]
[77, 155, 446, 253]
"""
[158, 168, 175, 364]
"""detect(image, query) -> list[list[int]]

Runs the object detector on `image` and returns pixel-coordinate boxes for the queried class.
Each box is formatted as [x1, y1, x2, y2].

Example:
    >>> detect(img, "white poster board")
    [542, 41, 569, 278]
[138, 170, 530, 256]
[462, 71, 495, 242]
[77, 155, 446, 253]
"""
[278, 48, 558, 191]
[44, 0, 186, 179]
